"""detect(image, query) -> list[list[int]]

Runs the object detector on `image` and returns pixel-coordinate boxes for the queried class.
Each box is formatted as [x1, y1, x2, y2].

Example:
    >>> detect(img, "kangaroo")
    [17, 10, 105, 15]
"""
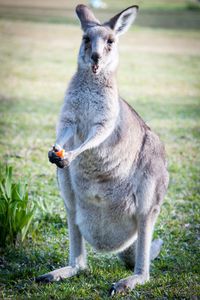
[36, 4, 169, 295]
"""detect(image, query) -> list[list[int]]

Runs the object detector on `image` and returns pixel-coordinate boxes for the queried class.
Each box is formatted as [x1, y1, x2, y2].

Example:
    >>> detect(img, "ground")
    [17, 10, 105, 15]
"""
[0, 0, 200, 299]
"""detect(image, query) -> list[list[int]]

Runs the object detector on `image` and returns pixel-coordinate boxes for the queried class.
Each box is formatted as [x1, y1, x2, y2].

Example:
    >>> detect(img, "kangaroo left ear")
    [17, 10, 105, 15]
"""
[105, 5, 139, 36]
[76, 4, 100, 32]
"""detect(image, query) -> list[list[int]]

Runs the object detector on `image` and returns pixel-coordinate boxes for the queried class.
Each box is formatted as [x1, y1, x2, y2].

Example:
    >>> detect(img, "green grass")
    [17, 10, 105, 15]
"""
[0, 1, 200, 299]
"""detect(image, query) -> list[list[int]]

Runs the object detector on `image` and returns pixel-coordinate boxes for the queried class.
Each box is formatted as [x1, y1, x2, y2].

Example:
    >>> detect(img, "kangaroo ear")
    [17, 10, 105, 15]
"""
[76, 4, 101, 31]
[105, 6, 139, 36]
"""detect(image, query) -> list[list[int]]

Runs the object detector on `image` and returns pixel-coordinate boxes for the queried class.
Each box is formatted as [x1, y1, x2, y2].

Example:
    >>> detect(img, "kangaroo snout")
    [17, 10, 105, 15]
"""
[91, 52, 101, 74]
[91, 52, 101, 64]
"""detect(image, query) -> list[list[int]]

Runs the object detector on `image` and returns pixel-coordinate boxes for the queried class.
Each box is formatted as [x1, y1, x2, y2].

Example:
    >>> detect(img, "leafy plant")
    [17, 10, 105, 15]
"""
[0, 165, 36, 247]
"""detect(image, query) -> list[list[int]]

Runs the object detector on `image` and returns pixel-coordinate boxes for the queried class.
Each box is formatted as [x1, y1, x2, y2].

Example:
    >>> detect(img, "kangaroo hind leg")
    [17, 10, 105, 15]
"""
[118, 238, 163, 270]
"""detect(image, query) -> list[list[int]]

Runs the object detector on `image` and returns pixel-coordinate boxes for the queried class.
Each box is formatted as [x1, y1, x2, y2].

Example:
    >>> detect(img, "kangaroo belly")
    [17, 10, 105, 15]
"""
[75, 202, 137, 253]
[70, 125, 140, 252]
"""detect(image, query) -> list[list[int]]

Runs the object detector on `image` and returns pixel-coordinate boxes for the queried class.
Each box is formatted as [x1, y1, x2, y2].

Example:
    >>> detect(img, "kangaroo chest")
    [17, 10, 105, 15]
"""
[69, 75, 118, 127]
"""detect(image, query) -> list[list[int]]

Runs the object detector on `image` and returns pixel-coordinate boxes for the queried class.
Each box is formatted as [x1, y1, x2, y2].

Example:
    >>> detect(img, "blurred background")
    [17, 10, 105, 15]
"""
[0, 1, 199, 299]
[1, 0, 200, 29]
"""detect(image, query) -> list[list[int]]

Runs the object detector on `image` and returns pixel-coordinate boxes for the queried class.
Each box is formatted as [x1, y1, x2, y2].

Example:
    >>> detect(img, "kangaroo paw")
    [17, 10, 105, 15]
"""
[36, 266, 78, 283]
[109, 274, 149, 296]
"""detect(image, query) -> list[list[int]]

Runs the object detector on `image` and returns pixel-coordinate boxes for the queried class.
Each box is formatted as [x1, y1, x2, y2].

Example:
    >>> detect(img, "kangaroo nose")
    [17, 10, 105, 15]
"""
[91, 52, 101, 64]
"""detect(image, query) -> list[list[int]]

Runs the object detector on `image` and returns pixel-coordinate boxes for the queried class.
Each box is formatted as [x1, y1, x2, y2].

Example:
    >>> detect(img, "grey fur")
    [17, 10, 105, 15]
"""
[38, 4, 169, 295]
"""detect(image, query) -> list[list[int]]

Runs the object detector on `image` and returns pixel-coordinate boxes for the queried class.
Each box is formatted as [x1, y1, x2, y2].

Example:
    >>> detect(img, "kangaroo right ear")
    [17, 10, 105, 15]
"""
[105, 5, 139, 36]
[76, 4, 100, 31]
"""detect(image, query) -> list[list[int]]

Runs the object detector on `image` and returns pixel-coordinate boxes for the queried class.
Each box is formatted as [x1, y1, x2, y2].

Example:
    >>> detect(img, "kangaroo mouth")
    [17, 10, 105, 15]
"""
[92, 64, 99, 74]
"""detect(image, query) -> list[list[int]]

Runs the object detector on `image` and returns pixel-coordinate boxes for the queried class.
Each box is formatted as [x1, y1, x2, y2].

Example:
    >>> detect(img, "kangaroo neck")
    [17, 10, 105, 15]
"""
[75, 67, 118, 95]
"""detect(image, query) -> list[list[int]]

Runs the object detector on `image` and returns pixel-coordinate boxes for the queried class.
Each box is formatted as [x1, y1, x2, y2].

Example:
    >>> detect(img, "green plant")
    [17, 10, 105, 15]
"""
[0, 165, 36, 247]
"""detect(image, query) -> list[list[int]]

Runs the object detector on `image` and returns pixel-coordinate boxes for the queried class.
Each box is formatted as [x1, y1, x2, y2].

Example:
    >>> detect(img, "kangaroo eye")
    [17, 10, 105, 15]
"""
[84, 36, 90, 43]
[107, 38, 114, 45]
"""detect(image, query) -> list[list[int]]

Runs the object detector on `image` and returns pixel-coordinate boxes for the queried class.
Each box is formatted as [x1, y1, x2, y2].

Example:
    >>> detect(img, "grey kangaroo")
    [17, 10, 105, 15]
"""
[36, 4, 169, 295]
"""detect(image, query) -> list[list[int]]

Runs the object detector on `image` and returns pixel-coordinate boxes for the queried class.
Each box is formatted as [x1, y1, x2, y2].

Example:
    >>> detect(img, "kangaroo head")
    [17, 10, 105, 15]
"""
[76, 4, 138, 75]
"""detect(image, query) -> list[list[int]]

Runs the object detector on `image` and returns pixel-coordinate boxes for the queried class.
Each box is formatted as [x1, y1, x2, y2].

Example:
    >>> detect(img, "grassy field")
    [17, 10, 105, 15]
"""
[0, 0, 200, 299]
